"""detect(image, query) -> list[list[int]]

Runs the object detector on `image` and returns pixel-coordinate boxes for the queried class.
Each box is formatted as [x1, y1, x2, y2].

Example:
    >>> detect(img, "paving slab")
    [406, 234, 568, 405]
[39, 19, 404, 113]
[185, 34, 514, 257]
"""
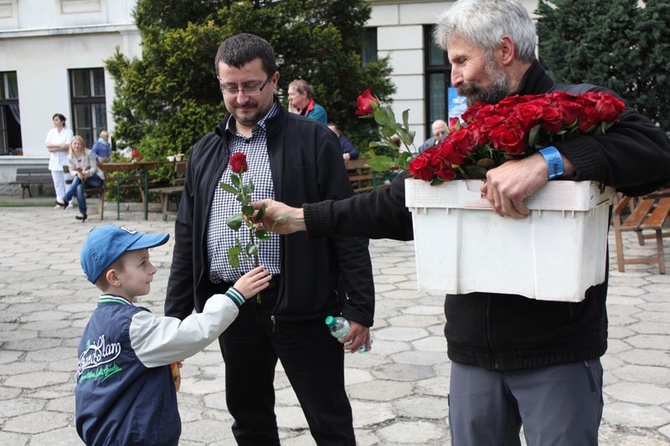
[0, 202, 669, 445]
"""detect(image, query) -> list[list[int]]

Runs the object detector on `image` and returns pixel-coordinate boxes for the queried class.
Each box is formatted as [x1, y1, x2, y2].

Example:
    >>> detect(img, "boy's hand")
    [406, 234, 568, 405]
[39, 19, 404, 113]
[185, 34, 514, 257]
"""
[170, 362, 182, 391]
[234, 265, 273, 299]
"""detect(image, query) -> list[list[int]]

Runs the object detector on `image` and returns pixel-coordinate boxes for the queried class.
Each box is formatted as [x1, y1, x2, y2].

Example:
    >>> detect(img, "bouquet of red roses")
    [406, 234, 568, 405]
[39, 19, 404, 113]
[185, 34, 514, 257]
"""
[407, 91, 626, 183]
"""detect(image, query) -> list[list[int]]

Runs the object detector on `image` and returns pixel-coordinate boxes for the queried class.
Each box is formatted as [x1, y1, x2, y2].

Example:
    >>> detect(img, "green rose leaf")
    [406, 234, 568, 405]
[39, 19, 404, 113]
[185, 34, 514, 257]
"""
[366, 155, 396, 173]
[230, 174, 242, 188]
[220, 184, 238, 195]
[226, 214, 243, 231]
[246, 243, 259, 257]
[227, 246, 242, 268]
[255, 229, 272, 241]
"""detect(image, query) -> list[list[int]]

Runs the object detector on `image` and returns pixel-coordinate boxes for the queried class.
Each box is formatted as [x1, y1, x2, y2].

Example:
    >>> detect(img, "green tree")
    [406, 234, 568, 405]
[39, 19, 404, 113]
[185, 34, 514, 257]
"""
[536, 0, 670, 130]
[536, 0, 639, 103]
[635, 0, 670, 130]
[106, 0, 395, 161]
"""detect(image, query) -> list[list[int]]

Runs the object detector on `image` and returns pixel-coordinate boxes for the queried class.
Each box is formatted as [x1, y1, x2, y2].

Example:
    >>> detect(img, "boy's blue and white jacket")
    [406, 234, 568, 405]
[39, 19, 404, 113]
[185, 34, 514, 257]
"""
[75, 289, 244, 446]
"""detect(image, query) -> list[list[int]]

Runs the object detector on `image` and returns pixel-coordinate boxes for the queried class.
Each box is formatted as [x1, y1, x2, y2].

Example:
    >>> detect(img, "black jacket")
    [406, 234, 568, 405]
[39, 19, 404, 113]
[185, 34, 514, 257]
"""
[165, 101, 375, 327]
[303, 60, 670, 371]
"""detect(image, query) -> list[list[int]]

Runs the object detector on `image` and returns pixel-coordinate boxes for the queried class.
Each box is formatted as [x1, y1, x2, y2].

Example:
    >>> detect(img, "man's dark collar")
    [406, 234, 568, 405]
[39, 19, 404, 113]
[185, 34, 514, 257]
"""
[509, 58, 554, 96]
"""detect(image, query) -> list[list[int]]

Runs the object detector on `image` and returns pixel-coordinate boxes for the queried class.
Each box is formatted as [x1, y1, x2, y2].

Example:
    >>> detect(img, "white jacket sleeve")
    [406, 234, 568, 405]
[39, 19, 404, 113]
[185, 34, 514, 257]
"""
[130, 292, 240, 368]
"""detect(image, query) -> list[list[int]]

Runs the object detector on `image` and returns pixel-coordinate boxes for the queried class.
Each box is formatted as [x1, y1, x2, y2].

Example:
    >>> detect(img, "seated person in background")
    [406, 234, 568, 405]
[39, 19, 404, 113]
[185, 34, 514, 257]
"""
[328, 122, 360, 160]
[418, 119, 448, 154]
[91, 130, 111, 164]
[56, 135, 105, 222]
[288, 79, 328, 124]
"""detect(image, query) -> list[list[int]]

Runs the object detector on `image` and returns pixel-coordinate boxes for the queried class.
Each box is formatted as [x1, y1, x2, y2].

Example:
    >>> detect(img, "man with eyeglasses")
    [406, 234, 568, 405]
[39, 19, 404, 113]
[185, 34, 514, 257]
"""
[164, 33, 374, 446]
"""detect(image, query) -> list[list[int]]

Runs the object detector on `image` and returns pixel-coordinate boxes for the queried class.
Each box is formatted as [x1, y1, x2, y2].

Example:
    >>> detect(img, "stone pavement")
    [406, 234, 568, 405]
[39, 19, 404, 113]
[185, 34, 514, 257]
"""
[0, 203, 669, 445]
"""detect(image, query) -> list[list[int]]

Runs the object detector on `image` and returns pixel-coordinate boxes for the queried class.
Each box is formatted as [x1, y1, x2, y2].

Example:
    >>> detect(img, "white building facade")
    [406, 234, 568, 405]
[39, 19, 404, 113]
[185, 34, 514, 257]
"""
[0, 0, 537, 182]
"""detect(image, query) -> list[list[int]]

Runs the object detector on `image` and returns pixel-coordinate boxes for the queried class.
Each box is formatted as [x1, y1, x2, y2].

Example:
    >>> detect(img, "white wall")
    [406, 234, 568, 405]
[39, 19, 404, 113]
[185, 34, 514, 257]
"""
[370, 2, 450, 143]
[0, 0, 140, 158]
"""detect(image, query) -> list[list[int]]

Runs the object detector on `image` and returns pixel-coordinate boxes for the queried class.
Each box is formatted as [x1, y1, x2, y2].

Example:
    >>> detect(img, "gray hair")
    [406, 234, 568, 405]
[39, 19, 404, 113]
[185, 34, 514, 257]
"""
[289, 79, 314, 99]
[434, 0, 536, 63]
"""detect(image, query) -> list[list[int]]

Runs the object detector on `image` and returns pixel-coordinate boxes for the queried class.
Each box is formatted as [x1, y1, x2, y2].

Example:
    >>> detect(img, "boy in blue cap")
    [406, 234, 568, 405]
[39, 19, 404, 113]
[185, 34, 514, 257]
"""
[75, 225, 271, 446]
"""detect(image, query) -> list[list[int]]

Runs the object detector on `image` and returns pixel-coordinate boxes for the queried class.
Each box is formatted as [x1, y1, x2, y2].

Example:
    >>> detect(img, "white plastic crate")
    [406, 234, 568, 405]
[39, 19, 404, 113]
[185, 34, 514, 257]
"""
[405, 179, 615, 302]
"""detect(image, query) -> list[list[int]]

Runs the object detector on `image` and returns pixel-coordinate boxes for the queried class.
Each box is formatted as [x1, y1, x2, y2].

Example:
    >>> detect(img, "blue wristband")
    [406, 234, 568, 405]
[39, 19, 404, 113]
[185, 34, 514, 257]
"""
[539, 146, 564, 180]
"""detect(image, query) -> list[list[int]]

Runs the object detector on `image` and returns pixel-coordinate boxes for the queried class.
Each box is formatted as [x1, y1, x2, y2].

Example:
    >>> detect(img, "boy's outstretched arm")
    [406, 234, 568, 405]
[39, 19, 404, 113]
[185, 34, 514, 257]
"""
[130, 267, 272, 368]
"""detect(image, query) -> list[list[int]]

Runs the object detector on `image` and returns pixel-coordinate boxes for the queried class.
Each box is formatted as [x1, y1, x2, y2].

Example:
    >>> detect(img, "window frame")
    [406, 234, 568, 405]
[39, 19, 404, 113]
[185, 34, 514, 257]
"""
[423, 25, 451, 139]
[69, 67, 107, 147]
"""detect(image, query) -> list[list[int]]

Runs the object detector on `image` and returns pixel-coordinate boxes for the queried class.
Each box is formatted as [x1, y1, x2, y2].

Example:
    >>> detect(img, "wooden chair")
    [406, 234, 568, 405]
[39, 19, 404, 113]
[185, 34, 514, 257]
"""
[149, 161, 187, 220]
[344, 159, 390, 194]
[612, 188, 670, 274]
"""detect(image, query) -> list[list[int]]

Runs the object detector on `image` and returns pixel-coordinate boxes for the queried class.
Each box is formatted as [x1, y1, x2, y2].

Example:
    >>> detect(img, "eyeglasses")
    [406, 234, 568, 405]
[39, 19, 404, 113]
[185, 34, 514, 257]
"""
[220, 78, 271, 96]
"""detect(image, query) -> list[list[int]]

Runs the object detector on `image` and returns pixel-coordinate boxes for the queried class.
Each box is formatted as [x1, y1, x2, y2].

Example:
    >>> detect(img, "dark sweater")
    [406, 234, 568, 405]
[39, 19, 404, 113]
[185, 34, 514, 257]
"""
[165, 101, 375, 327]
[302, 60, 670, 371]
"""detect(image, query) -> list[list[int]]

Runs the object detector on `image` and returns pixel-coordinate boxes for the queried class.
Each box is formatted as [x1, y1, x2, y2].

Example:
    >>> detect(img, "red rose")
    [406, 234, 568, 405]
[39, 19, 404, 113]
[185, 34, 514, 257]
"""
[355, 88, 379, 116]
[448, 117, 461, 133]
[578, 107, 602, 133]
[595, 94, 625, 121]
[408, 155, 435, 181]
[489, 123, 526, 156]
[539, 106, 564, 134]
[513, 103, 543, 132]
[557, 99, 583, 127]
[444, 128, 474, 159]
[434, 139, 468, 166]
[229, 152, 248, 174]
[435, 163, 458, 182]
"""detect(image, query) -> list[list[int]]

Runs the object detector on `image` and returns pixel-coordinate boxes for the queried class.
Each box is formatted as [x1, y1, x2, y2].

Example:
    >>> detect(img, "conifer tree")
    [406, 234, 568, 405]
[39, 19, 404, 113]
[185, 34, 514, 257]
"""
[635, 0, 670, 130]
[536, 0, 670, 130]
[536, 0, 639, 104]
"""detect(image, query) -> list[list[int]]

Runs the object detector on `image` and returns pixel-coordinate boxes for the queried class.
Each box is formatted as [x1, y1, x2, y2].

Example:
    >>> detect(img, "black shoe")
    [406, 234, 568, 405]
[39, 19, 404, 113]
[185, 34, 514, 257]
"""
[55, 200, 69, 209]
[76, 214, 87, 222]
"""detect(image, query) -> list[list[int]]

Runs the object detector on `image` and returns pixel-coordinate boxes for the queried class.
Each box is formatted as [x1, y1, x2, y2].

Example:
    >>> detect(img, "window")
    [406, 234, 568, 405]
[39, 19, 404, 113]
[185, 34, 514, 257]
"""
[362, 28, 378, 67]
[69, 68, 107, 147]
[423, 26, 450, 138]
[0, 71, 21, 156]
[60, 0, 102, 14]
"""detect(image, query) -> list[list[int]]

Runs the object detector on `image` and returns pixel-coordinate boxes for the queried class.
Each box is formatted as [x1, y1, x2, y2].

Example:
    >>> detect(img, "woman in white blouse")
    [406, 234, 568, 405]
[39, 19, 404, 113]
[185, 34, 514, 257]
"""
[56, 135, 104, 222]
[45, 113, 74, 207]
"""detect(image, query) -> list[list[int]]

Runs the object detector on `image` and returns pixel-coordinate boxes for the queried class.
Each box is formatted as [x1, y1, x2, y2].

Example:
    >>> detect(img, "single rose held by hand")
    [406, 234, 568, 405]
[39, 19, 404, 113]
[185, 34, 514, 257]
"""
[229, 152, 248, 173]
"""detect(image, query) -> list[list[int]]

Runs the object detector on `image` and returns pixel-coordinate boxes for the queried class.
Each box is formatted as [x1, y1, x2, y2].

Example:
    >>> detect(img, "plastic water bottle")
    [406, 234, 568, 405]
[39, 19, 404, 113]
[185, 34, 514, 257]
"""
[325, 316, 371, 353]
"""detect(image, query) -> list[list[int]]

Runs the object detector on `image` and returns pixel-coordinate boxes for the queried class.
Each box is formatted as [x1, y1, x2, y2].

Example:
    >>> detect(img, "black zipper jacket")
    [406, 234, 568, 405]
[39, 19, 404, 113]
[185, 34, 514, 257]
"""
[165, 101, 375, 327]
[303, 60, 670, 371]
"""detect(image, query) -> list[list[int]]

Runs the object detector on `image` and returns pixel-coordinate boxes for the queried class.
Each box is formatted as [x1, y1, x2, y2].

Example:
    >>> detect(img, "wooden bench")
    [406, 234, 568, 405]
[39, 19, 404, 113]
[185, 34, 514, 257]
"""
[612, 190, 670, 274]
[149, 161, 186, 221]
[344, 159, 390, 194]
[10, 168, 53, 198]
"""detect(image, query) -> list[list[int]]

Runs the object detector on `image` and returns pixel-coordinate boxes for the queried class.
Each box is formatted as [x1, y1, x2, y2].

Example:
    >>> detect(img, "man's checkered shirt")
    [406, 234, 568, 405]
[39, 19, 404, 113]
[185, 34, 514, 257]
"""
[207, 103, 281, 283]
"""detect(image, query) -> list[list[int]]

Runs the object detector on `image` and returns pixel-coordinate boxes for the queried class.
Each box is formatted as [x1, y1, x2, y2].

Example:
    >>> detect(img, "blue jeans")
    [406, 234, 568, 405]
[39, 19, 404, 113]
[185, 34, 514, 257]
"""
[63, 174, 104, 215]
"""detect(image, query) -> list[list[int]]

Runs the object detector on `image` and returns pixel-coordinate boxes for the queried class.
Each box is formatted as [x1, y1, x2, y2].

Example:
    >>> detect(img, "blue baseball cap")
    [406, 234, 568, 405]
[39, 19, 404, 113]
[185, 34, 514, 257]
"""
[81, 226, 170, 283]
